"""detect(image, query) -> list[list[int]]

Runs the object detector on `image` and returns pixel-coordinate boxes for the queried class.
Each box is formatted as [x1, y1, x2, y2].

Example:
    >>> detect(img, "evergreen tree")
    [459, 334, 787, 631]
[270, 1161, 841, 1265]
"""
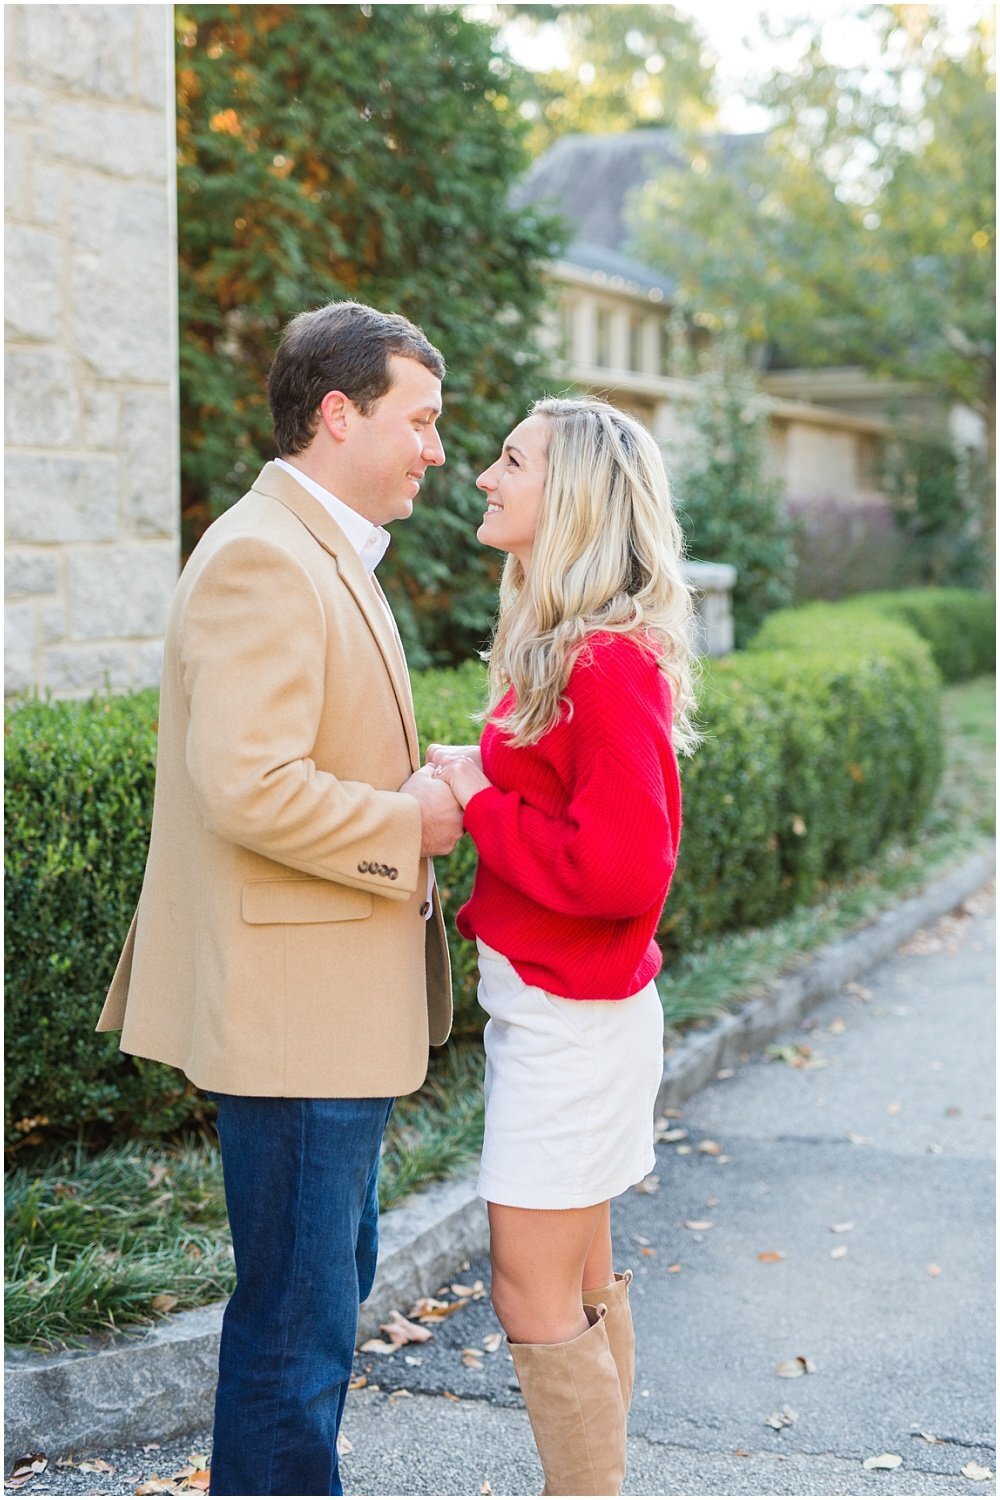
[176, 4, 566, 665]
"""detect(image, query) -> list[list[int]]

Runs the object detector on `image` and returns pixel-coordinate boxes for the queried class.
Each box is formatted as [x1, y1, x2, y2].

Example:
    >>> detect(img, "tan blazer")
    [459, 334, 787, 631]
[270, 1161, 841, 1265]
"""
[97, 462, 452, 1096]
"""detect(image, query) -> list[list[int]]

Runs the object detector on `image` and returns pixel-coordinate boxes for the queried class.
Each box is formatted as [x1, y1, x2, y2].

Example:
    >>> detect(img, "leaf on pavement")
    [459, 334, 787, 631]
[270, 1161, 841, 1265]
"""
[151, 1294, 179, 1314]
[830, 1245, 848, 1260]
[451, 1280, 486, 1299]
[655, 1126, 687, 1143]
[337, 1434, 353, 1457]
[863, 1453, 902, 1470]
[79, 1458, 114, 1473]
[9, 1455, 48, 1480]
[483, 1333, 503, 1353]
[633, 1174, 660, 1194]
[847, 1133, 872, 1146]
[697, 1139, 723, 1156]
[774, 1356, 816, 1378]
[765, 1405, 798, 1430]
[829, 1222, 855, 1233]
[928, 1264, 943, 1277]
[358, 1338, 399, 1354]
[913, 1431, 940, 1444]
[666, 1263, 682, 1273]
[758, 1250, 785, 1263]
[683, 1219, 713, 1231]
[349, 1374, 367, 1391]
[961, 1462, 993, 1481]
[462, 1353, 484, 1369]
[409, 1295, 469, 1322]
[481, 1484, 493, 1495]
[379, 1309, 434, 1346]
[186, 1474, 211, 1493]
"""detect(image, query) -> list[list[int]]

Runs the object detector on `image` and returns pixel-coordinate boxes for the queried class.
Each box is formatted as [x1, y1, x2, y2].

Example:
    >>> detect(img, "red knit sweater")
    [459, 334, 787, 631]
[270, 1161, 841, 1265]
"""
[458, 632, 681, 1000]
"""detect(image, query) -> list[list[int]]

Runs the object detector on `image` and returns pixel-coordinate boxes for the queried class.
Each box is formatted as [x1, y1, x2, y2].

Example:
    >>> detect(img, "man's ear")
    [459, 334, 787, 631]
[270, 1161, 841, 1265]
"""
[318, 390, 352, 443]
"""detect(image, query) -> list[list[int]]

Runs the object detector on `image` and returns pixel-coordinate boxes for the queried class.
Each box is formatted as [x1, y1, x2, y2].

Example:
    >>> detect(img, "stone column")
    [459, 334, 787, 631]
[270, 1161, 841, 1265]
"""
[5, 4, 179, 699]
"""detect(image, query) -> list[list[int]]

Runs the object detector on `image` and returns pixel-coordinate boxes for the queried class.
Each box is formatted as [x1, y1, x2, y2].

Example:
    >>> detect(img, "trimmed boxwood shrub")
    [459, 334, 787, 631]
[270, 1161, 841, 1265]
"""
[7, 588, 984, 1145]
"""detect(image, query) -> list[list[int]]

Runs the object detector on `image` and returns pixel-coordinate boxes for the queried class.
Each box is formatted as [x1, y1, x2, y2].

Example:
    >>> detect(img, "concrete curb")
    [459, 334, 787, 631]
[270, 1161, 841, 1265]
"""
[5, 844, 994, 1463]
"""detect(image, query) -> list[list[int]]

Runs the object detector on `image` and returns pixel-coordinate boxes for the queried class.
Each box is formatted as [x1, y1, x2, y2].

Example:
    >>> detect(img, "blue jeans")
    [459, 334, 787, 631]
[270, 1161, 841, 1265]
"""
[208, 1094, 395, 1496]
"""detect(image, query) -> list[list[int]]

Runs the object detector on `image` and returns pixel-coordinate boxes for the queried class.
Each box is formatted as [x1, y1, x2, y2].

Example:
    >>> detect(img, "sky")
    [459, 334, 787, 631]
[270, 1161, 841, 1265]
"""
[494, 2, 995, 131]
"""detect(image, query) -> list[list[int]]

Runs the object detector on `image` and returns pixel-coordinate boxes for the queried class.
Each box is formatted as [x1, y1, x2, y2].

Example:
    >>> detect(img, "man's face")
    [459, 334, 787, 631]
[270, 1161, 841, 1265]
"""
[344, 356, 445, 525]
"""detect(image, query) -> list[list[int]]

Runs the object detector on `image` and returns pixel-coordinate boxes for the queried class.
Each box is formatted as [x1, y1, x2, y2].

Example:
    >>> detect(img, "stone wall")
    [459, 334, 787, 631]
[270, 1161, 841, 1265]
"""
[5, 4, 179, 699]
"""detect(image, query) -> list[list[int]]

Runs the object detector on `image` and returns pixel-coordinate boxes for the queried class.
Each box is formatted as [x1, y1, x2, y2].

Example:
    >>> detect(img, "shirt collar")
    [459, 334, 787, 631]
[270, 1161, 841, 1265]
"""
[274, 458, 391, 575]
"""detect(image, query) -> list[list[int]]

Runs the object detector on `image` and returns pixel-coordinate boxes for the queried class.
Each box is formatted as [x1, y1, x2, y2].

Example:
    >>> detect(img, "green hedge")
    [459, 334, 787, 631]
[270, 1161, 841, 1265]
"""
[7, 588, 987, 1145]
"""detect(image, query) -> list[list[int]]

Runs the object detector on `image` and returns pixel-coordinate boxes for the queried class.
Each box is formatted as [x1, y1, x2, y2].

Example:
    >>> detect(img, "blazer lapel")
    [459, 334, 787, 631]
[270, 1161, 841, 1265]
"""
[252, 463, 421, 770]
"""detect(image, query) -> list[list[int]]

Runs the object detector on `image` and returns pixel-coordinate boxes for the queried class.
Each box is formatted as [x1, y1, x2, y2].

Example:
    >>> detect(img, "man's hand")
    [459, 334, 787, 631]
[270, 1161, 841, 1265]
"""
[400, 766, 465, 856]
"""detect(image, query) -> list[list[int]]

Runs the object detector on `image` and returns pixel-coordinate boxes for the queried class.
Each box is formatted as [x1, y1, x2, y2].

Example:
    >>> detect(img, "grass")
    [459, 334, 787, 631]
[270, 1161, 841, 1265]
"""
[5, 676, 993, 1350]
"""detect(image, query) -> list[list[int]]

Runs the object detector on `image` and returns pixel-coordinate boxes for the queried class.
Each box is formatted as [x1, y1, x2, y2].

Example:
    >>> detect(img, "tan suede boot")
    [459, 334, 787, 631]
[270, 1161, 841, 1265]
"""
[583, 1269, 635, 1411]
[508, 1303, 627, 1496]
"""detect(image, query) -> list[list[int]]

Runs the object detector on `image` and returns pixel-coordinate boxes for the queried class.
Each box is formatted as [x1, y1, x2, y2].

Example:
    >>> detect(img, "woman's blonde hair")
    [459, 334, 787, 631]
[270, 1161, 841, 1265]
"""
[484, 395, 700, 753]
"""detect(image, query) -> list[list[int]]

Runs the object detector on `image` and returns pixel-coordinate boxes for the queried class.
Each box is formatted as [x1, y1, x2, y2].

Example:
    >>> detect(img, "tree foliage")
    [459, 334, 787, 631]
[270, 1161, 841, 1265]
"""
[672, 333, 796, 647]
[176, 3, 566, 665]
[501, 4, 717, 155]
[631, 8, 995, 456]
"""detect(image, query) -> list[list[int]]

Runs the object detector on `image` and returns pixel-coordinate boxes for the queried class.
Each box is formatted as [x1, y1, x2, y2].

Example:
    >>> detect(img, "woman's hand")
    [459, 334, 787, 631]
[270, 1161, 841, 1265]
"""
[433, 754, 491, 810]
[426, 742, 483, 773]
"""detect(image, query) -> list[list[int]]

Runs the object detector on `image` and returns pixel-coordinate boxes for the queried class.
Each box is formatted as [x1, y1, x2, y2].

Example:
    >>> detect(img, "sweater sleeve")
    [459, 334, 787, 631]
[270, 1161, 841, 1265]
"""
[462, 641, 677, 919]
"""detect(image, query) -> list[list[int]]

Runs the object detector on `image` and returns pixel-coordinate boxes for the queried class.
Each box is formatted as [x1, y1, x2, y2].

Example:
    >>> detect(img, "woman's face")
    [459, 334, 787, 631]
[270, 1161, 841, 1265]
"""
[475, 414, 550, 571]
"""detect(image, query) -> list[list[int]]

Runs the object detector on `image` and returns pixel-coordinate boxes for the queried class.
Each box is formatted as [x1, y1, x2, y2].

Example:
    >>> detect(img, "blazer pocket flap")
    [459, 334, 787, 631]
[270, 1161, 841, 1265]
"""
[242, 879, 374, 925]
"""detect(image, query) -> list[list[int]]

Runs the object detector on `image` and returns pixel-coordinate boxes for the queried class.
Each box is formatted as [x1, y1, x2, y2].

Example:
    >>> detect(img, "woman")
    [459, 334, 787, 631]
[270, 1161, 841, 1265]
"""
[428, 396, 698, 1496]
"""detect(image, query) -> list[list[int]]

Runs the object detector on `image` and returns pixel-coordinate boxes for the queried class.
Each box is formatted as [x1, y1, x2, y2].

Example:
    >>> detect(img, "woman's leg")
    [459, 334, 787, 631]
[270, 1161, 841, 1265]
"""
[489, 1199, 626, 1496]
[580, 1200, 614, 1296]
[489, 1199, 607, 1344]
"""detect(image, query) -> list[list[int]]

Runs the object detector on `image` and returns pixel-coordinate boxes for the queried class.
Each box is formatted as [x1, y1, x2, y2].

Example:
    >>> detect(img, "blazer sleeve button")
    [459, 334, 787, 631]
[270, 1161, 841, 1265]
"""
[378, 864, 389, 877]
[419, 900, 431, 916]
[389, 868, 398, 880]
[358, 861, 369, 873]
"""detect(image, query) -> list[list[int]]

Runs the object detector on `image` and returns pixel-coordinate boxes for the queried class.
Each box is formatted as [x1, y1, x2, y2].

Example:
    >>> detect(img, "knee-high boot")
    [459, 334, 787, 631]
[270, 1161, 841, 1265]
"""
[507, 1303, 627, 1496]
[583, 1269, 635, 1411]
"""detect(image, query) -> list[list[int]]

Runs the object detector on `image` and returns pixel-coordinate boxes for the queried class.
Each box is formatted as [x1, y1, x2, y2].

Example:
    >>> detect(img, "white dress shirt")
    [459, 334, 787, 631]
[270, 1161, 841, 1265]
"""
[274, 458, 434, 918]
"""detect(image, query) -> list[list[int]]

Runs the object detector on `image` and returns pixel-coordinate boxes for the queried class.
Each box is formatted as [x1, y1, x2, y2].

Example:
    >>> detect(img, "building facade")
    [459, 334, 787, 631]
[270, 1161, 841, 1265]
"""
[5, 3, 179, 700]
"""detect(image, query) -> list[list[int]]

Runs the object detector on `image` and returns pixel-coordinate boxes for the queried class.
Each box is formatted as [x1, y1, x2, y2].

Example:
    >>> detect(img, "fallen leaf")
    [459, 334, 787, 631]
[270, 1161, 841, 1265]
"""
[758, 1250, 785, 1263]
[483, 1333, 503, 1353]
[150, 1294, 179, 1314]
[961, 1461, 993, 1481]
[633, 1233, 652, 1246]
[847, 1133, 872, 1145]
[379, 1309, 434, 1347]
[462, 1346, 485, 1358]
[765, 1405, 798, 1430]
[697, 1139, 723, 1156]
[408, 1295, 469, 1322]
[147, 1164, 170, 1190]
[928, 1264, 943, 1277]
[660, 1107, 684, 1119]
[358, 1338, 399, 1354]
[79, 1458, 114, 1473]
[717, 1154, 732, 1164]
[675, 1144, 692, 1155]
[774, 1356, 816, 1378]
[655, 1127, 688, 1143]
[666, 1263, 682, 1273]
[640, 1246, 655, 1256]
[845, 981, 872, 1001]
[481, 1484, 493, 1495]
[10, 1455, 48, 1480]
[348, 1374, 367, 1391]
[716, 1068, 735, 1079]
[451, 1282, 478, 1296]
[186, 1474, 211, 1493]
[444, 1390, 462, 1402]
[733, 1448, 751, 1458]
[135, 1481, 179, 1496]
[187, 1455, 208, 1471]
[462, 1353, 484, 1369]
[683, 1219, 714, 1231]
[142, 1444, 162, 1454]
[830, 1245, 848, 1260]
[404, 1354, 422, 1366]
[633, 1174, 660, 1194]
[913, 1432, 940, 1444]
[863, 1453, 902, 1470]
[830, 1222, 855, 1233]
[827, 1017, 847, 1035]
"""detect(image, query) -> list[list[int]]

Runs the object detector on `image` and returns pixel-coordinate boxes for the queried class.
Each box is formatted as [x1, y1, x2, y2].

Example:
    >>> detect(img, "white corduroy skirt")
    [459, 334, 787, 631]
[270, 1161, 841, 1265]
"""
[475, 940, 665, 1210]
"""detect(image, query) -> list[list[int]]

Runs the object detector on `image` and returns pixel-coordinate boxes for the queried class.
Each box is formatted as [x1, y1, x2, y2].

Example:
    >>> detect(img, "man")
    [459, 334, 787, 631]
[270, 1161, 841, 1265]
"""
[97, 301, 463, 1496]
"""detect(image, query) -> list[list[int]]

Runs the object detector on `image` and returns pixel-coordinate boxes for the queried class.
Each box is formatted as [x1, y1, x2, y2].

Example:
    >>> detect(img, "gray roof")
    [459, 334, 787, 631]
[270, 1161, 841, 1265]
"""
[517, 130, 762, 291]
